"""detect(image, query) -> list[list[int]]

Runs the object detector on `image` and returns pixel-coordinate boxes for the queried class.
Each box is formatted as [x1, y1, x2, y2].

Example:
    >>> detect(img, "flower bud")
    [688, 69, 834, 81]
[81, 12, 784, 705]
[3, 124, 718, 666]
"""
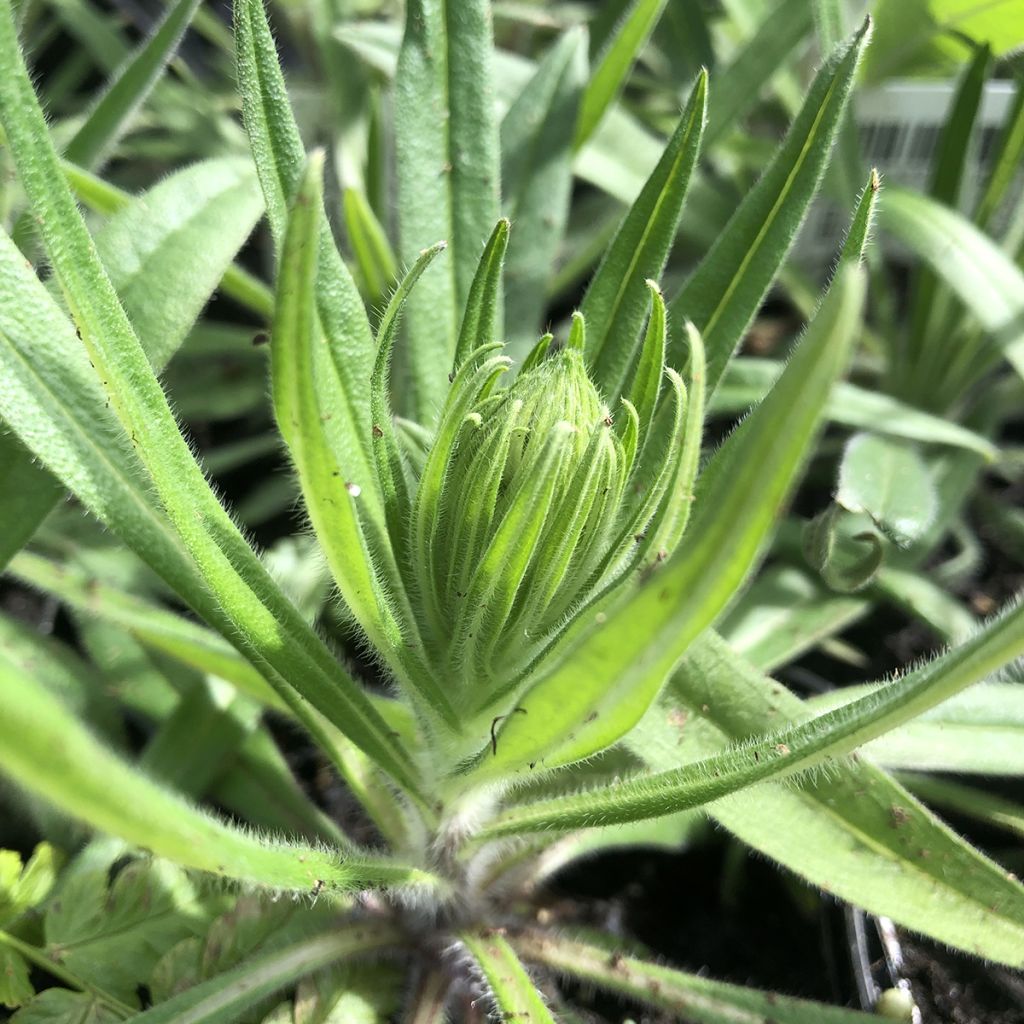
[410, 297, 696, 696]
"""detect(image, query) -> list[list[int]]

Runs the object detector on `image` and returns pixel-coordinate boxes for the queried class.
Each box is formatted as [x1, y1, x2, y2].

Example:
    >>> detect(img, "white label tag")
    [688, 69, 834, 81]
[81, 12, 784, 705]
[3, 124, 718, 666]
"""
[796, 79, 1022, 264]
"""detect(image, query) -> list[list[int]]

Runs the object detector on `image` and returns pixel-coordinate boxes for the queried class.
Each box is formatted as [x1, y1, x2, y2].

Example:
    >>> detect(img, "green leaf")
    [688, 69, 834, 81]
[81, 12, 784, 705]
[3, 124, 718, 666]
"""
[807, 681, 1024, 776]
[0, 945, 32, 1009]
[836, 434, 937, 546]
[513, 929, 874, 1024]
[480, 598, 1024, 870]
[271, 153, 403, 668]
[712, 357, 999, 460]
[10, 989, 121, 1024]
[0, 433, 63, 571]
[44, 847, 204, 1004]
[342, 187, 398, 310]
[234, 0, 380, 522]
[719, 564, 867, 670]
[879, 186, 1024, 383]
[139, 680, 259, 798]
[95, 157, 265, 370]
[459, 929, 555, 1024]
[0, 158, 265, 579]
[62, 0, 202, 170]
[902, 44, 990, 379]
[132, 922, 403, 1024]
[574, 0, 667, 149]
[394, 0, 501, 422]
[974, 77, 1024, 232]
[803, 504, 884, 592]
[649, 635, 1024, 965]
[583, 70, 706, 399]
[668, 19, 871, 395]
[902, 773, 1024, 839]
[0, 844, 61, 928]
[464, 267, 864, 783]
[0, 658, 445, 897]
[454, 217, 509, 369]
[702, 0, 812, 151]
[501, 27, 587, 353]
[0, 11, 422, 799]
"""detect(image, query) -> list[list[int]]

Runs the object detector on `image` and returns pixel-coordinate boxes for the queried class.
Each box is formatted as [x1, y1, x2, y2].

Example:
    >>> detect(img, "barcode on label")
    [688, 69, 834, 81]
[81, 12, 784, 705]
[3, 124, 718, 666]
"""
[795, 78, 1023, 266]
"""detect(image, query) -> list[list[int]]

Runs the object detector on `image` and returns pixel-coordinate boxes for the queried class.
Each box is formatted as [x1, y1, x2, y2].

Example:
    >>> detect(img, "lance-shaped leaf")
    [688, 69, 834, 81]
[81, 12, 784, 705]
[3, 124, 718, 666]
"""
[702, 0, 812, 151]
[62, 0, 202, 170]
[807, 681, 1024, 776]
[459, 929, 555, 1024]
[574, 0, 667, 149]
[0, 660, 444, 897]
[343, 186, 398, 310]
[132, 922, 405, 1024]
[0, 434, 62, 571]
[713, 358, 998, 459]
[0, 5, 424, 801]
[371, 240, 448, 574]
[903, 44, 990, 374]
[479, 600, 1024, 869]
[454, 218, 509, 369]
[462, 267, 864, 784]
[96, 157, 265, 371]
[879, 185, 1024, 385]
[513, 929, 874, 1024]
[501, 28, 586, 354]
[394, 0, 501, 422]
[271, 153, 405, 666]
[583, 71, 706, 400]
[234, 0, 381, 521]
[668, 19, 871, 395]
[0, 158, 266, 574]
[633, 633, 1024, 967]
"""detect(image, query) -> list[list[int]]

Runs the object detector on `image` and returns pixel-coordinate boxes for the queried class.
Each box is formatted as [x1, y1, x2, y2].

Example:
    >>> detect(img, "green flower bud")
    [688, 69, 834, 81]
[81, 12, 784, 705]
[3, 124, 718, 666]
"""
[410, 295, 698, 697]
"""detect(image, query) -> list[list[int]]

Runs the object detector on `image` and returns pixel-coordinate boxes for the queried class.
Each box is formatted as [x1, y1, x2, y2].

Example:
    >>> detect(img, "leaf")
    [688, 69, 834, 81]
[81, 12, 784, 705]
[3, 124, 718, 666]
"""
[902, 44, 991, 379]
[0, 657, 445, 898]
[465, 267, 864, 783]
[0, 433, 63, 571]
[878, 186, 1024, 384]
[902, 773, 1024, 839]
[10, 989, 121, 1024]
[139, 679, 259, 797]
[481, 598, 1024, 882]
[132, 922, 404, 1024]
[453, 217, 509, 369]
[62, 0, 202, 170]
[342, 187, 397, 310]
[0, 945, 32, 1009]
[803, 504, 884, 592]
[45, 849, 204, 1003]
[234, 0, 380, 523]
[836, 434, 937, 546]
[719, 564, 867, 670]
[668, 19, 871, 395]
[501, 27, 587, 353]
[393, 0, 501, 422]
[95, 157, 265, 371]
[583, 70, 707, 400]
[651, 636, 1024, 966]
[271, 152, 403, 669]
[807, 681, 1024, 776]
[0, 844, 61, 928]
[513, 929, 875, 1024]
[574, 0, 667, 149]
[712, 357, 999, 460]
[459, 929, 555, 1024]
[702, 0, 812, 151]
[0, 12, 422, 799]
